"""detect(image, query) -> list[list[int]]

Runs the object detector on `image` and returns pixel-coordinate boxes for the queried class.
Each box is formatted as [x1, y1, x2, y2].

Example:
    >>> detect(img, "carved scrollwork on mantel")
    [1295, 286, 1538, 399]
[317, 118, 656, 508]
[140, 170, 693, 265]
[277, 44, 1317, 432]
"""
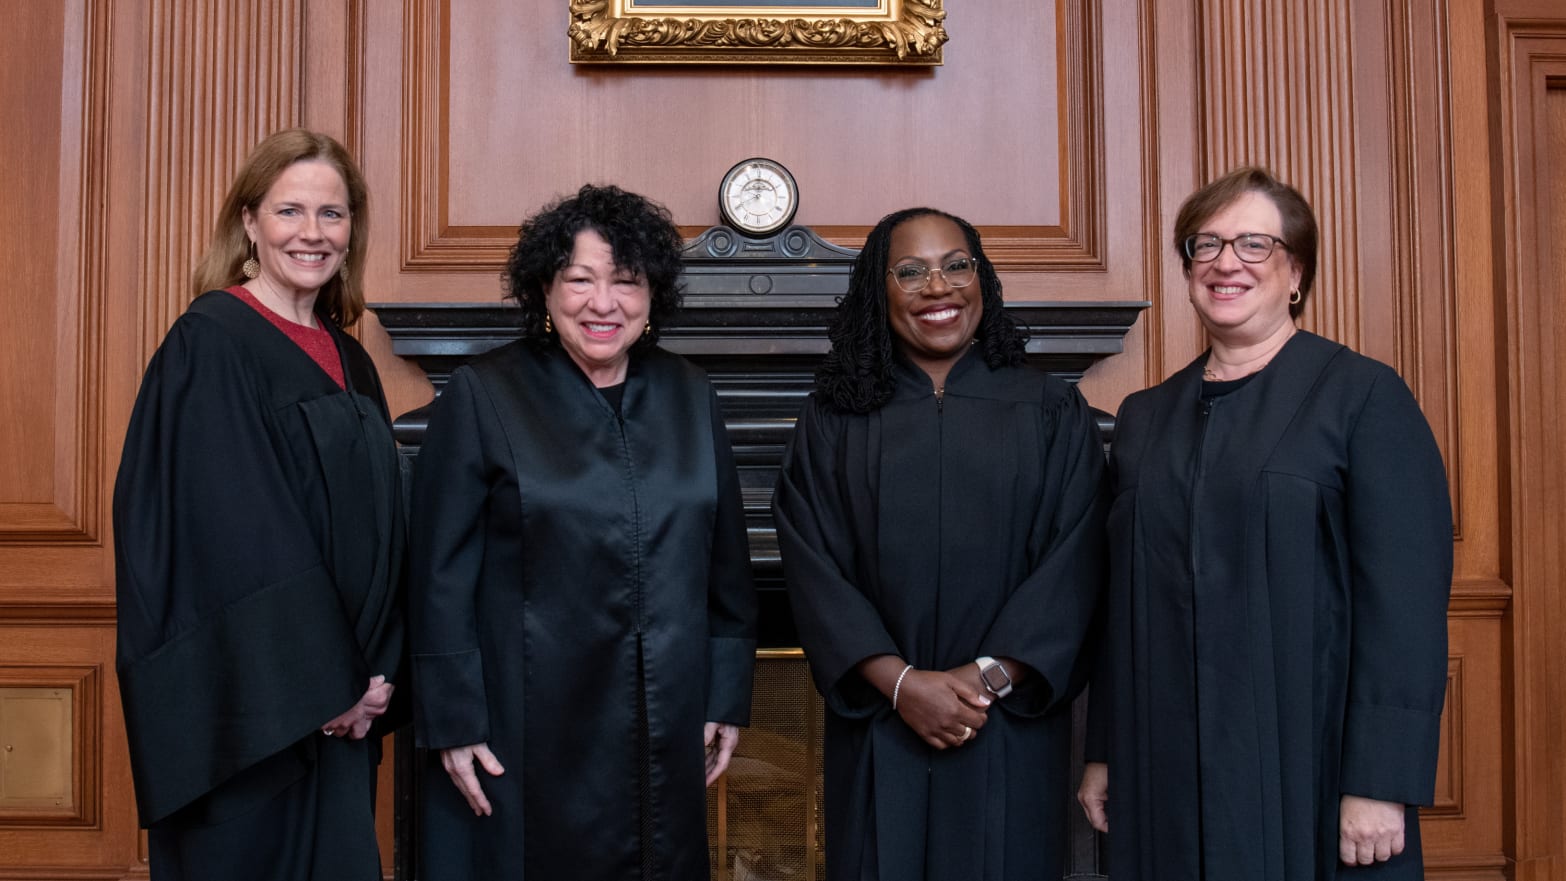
[567, 0, 947, 65]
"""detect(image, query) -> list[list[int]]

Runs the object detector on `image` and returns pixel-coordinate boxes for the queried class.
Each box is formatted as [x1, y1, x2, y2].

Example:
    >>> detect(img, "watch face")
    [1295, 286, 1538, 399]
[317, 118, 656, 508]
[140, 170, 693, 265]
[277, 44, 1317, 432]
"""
[720, 158, 798, 236]
[980, 662, 1012, 694]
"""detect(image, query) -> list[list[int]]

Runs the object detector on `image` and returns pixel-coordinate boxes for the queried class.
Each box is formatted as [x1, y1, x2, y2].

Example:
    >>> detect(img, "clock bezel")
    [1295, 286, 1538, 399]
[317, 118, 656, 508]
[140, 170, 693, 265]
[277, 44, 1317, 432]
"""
[718, 158, 799, 237]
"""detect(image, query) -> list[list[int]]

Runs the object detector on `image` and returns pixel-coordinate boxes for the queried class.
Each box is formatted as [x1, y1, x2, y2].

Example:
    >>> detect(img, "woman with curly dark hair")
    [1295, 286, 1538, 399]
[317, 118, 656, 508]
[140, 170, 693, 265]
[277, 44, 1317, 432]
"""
[773, 207, 1108, 880]
[409, 184, 757, 880]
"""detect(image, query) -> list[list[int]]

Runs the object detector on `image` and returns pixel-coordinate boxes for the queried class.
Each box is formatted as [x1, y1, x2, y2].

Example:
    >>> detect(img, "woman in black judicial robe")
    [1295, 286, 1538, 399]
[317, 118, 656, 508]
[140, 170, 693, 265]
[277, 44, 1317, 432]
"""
[114, 130, 404, 881]
[772, 208, 1108, 881]
[409, 184, 757, 881]
[1076, 167, 1454, 879]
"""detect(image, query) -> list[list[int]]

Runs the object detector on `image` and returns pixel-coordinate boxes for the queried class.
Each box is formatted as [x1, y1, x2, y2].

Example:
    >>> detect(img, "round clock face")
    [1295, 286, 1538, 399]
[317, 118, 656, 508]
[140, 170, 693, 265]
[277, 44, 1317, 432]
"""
[719, 158, 798, 237]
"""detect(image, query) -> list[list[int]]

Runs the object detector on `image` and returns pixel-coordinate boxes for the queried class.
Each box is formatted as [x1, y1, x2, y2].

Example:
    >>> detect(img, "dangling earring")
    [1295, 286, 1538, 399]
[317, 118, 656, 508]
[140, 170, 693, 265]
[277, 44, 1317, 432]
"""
[1289, 288, 1302, 305]
[544, 313, 553, 334]
[338, 251, 349, 284]
[643, 322, 652, 338]
[242, 241, 260, 279]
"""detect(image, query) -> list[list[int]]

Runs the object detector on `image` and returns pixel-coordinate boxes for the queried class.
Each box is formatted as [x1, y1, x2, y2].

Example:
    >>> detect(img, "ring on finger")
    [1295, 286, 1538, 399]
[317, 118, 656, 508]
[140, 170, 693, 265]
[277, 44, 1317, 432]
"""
[960, 724, 973, 742]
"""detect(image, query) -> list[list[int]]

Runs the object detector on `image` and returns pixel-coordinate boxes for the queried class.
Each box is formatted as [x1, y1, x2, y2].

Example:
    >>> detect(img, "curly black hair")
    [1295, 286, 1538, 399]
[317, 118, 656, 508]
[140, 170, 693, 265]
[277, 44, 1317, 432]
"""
[815, 207, 1027, 413]
[503, 184, 685, 348]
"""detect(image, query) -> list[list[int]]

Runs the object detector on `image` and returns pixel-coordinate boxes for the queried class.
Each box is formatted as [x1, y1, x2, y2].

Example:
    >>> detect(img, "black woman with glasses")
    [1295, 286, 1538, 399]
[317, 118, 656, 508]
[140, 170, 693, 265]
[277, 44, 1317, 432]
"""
[773, 207, 1108, 881]
[1077, 167, 1452, 880]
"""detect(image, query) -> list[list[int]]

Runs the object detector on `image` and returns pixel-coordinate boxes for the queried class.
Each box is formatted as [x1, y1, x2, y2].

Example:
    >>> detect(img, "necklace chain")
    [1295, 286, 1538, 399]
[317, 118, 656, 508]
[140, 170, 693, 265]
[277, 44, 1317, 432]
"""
[1204, 327, 1296, 381]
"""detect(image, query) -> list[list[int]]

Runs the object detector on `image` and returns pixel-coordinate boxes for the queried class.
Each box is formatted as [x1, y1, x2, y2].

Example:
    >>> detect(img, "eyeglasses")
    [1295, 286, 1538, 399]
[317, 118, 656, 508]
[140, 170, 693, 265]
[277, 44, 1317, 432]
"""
[886, 255, 979, 293]
[1182, 233, 1288, 264]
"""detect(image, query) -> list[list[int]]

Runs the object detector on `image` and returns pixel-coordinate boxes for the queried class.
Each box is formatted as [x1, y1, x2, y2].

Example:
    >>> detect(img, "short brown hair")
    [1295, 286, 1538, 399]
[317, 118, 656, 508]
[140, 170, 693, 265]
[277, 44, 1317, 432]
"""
[191, 129, 370, 328]
[1173, 166, 1318, 319]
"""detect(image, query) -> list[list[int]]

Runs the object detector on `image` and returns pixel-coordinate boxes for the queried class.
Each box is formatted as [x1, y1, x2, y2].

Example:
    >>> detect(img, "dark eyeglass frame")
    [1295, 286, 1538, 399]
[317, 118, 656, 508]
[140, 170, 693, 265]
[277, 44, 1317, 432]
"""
[1182, 232, 1290, 264]
[885, 255, 980, 293]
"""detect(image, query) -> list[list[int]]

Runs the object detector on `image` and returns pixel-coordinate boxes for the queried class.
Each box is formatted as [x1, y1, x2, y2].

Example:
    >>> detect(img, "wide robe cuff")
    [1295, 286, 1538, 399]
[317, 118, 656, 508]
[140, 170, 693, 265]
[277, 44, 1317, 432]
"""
[411, 648, 491, 750]
[705, 636, 757, 726]
[118, 564, 364, 824]
[1339, 701, 1442, 806]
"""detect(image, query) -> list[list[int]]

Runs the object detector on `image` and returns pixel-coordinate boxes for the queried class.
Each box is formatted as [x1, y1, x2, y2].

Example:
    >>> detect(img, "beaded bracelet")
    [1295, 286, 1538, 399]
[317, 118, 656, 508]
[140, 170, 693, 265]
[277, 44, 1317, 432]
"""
[891, 664, 914, 710]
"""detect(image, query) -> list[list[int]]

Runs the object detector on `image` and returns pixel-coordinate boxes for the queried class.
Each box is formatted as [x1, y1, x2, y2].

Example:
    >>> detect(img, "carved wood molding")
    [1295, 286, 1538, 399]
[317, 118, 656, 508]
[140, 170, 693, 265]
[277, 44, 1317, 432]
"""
[1385, 0, 1465, 539]
[398, 0, 1104, 272]
[0, 599, 117, 626]
[1420, 855, 1509, 879]
[345, 0, 367, 157]
[1195, 0, 1361, 349]
[1447, 577, 1512, 618]
[1426, 656, 1465, 817]
[0, 870, 148, 881]
[138, 0, 303, 362]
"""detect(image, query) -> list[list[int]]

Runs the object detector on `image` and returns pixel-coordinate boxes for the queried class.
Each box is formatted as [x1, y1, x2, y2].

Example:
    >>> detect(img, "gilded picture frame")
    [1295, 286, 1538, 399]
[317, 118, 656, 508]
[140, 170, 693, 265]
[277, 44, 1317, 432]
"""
[568, 0, 946, 65]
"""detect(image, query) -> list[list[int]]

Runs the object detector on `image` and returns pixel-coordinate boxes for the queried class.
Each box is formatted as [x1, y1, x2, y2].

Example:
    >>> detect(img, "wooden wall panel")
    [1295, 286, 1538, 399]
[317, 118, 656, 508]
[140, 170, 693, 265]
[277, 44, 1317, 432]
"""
[1385, 0, 1466, 530]
[394, 0, 1104, 274]
[0, 624, 133, 880]
[0, 0, 106, 549]
[1194, 0, 1363, 349]
[1422, 615, 1508, 880]
[1495, 12, 1566, 880]
[137, 0, 303, 360]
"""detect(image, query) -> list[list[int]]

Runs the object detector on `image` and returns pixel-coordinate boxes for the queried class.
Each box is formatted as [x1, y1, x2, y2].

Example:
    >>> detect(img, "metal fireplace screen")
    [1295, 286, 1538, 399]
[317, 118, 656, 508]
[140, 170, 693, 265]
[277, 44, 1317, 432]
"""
[708, 651, 824, 881]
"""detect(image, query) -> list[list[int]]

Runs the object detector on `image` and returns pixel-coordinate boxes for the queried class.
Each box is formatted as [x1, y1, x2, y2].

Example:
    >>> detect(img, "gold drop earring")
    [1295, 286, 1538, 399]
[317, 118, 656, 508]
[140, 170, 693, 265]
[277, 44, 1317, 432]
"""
[242, 241, 260, 279]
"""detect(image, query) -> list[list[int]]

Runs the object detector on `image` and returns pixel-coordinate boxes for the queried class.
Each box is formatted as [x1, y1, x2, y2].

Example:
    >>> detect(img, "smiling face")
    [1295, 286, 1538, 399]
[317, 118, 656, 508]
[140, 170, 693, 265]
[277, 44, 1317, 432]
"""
[884, 214, 984, 385]
[241, 159, 351, 304]
[1185, 190, 1303, 345]
[546, 229, 651, 387]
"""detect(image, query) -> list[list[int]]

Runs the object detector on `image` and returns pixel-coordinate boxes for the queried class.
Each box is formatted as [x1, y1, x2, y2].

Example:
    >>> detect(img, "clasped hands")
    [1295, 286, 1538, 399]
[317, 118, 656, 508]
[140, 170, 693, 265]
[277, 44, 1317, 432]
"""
[891, 664, 993, 750]
[320, 674, 393, 740]
[439, 722, 741, 817]
[1075, 764, 1408, 865]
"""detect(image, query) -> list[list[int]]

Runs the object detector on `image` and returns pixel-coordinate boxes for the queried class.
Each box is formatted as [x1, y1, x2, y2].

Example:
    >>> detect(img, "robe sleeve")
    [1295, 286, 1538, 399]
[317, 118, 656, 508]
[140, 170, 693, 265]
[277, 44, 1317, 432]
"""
[976, 382, 1109, 717]
[408, 367, 495, 750]
[113, 315, 365, 824]
[773, 397, 903, 718]
[1338, 368, 1453, 806]
[703, 387, 759, 725]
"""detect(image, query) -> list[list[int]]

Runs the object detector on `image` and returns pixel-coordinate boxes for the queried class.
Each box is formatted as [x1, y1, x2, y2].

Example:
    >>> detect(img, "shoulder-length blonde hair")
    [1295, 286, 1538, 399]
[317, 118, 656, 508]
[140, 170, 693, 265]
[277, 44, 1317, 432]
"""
[191, 129, 370, 328]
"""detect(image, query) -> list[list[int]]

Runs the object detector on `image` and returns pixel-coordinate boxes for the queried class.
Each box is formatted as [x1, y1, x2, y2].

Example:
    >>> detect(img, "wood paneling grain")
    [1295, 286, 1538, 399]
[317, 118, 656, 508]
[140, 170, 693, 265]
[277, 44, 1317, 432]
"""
[0, 624, 133, 876]
[1430, 657, 1465, 816]
[1385, 0, 1465, 537]
[138, 0, 303, 361]
[1195, 0, 1363, 348]
[0, 0, 107, 547]
[1496, 18, 1566, 879]
[397, 0, 1102, 273]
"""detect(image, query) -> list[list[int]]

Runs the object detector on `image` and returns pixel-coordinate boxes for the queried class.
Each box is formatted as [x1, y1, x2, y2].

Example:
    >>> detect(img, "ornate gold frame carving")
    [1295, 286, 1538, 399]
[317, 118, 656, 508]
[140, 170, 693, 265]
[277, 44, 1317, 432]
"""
[568, 0, 946, 65]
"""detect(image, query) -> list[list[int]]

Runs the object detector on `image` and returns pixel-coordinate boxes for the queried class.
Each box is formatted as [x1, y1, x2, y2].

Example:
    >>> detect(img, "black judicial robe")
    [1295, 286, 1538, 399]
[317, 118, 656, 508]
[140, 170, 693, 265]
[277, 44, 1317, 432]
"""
[772, 349, 1108, 881]
[409, 341, 757, 881]
[114, 290, 406, 880]
[1091, 330, 1452, 880]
